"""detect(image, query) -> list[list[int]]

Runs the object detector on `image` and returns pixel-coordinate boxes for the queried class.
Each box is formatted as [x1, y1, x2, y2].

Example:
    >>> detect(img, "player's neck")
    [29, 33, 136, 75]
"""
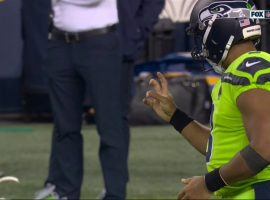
[223, 41, 257, 69]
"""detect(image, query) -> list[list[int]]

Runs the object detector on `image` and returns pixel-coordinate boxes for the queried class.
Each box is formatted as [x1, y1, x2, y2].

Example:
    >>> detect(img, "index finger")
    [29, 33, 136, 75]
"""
[157, 72, 168, 95]
[149, 79, 161, 94]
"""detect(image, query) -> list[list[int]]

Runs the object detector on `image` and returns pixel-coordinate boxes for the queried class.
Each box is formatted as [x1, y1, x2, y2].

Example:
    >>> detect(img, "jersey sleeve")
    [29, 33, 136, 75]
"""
[223, 57, 270, 104]
[233, 82, 270, 104]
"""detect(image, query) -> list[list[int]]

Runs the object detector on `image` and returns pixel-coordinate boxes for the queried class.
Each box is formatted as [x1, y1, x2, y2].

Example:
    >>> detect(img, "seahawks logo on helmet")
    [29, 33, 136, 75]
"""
[199, 1, 254, 25]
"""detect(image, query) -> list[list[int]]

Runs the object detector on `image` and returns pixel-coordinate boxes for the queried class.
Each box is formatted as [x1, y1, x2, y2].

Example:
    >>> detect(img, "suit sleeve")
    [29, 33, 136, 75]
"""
[138, 0, 165, 39]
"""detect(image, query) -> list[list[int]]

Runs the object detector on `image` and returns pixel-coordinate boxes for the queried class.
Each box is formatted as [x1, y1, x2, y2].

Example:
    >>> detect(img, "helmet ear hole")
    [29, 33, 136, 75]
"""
[211, 39, 218, 45]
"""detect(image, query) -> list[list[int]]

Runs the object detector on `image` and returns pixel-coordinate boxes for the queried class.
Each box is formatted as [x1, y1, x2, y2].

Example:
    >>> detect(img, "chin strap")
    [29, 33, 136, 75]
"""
[208, 35, 235, 74]
[206, 58, 224, 74]
[218, 35, 235, 67]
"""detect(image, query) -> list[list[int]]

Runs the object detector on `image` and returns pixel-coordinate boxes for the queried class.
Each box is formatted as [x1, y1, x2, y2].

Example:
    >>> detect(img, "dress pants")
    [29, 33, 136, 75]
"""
[44, 30, 130, 200]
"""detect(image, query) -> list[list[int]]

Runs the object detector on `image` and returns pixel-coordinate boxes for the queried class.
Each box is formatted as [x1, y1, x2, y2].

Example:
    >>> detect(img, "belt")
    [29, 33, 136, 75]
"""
[49, 24, 117, 43]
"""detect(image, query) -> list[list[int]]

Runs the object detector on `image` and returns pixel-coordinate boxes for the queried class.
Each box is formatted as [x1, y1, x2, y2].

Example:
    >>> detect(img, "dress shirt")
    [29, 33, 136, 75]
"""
[159, 0, 197, 23]
[52, 0, 119, 32]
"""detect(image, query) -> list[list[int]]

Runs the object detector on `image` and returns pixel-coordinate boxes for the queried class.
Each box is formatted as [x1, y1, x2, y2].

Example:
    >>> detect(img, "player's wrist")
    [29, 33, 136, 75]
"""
[204, 168, 228, 193]
[169, 108, 193, 133]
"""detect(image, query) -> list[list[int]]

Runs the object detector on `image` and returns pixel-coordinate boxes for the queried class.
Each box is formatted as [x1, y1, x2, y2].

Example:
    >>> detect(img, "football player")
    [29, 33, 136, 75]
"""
[144, 0, 270, 199]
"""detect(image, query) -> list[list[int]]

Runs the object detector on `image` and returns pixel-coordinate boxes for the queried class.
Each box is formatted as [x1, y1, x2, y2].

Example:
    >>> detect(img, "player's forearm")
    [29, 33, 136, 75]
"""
[218, 122, 270, 186]
[219, 152, 257, 185]
[181, 121, 210, 155]
[220, 144, 270, 185]
[204, 145, 270, 193]
[170, 109, 210, 155]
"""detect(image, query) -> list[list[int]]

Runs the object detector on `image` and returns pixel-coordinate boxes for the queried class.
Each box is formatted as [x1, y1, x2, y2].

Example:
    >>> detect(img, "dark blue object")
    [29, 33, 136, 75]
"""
[254, 181, 270, 199]
[22, 0, 51, 93]
[45, 33, 130, 199]
[0, 0, 23, 112]
[117, 0, 165, 59]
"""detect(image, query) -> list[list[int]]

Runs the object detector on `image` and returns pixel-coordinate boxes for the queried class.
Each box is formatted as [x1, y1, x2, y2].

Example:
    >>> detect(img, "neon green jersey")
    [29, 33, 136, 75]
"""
[206, 51, 270, 198]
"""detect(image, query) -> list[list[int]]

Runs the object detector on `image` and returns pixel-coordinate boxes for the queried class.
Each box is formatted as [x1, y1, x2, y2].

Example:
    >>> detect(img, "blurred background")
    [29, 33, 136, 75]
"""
[0, 0, 269, 199]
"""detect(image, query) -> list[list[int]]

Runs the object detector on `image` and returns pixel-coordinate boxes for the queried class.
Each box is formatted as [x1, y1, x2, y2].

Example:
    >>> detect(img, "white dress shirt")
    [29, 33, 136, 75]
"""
[52, 0, 119, 32]
[159, 0, 198, 23]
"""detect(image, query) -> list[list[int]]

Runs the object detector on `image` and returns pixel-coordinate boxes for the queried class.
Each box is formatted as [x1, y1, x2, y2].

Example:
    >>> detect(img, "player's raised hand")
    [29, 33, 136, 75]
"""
[143, 72, 177, 122]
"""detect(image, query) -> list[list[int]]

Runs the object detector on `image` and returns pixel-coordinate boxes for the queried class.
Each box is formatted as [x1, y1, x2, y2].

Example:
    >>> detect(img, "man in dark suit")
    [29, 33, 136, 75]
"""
[29, 0, 164, 200]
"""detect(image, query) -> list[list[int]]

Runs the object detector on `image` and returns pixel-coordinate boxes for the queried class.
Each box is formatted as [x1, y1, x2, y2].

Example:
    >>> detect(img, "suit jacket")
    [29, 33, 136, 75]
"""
[117, 0, 165, 59]
[22, 0, 51, 91]
[22, 0, 164, 60]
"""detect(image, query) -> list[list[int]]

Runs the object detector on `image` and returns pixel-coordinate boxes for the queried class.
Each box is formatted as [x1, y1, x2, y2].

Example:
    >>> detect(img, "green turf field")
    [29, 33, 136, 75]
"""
[0, 123, 205, 199]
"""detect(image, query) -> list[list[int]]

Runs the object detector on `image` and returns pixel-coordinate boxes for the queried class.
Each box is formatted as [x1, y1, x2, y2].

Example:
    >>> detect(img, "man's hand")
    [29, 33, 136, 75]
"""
[143, 72, 177, 122]
[178, 176, 212, 200]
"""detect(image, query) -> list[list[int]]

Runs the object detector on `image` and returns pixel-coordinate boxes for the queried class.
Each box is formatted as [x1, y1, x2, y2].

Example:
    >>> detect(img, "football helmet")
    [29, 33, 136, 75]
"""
[187, 0, 261, 73]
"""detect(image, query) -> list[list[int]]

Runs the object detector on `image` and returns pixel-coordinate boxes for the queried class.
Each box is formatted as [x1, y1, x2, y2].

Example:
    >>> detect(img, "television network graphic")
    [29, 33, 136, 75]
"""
[250, 10, 270, 19]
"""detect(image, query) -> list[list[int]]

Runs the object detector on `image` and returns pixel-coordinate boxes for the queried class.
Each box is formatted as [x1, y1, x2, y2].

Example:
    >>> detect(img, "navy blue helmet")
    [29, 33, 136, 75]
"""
[187, 0, 261, 73]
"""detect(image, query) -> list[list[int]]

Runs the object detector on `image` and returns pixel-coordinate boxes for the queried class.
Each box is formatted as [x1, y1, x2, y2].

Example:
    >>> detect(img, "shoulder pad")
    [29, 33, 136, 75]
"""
[221, 73, 250, 86]
[237, 58, 270, 76]
[257, 73, 270, 85]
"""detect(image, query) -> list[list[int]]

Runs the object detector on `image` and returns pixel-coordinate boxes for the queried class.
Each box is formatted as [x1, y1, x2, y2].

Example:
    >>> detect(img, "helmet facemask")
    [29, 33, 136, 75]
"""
[187, 23, 211, 72]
